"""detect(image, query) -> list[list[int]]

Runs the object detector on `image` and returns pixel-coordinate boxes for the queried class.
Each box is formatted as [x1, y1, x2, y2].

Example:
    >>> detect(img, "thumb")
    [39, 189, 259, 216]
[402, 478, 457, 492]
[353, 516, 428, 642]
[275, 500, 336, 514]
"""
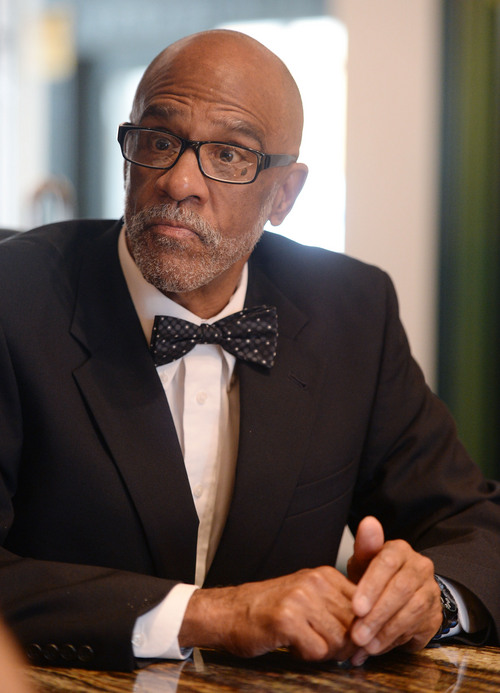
[347, 516, 385, 584]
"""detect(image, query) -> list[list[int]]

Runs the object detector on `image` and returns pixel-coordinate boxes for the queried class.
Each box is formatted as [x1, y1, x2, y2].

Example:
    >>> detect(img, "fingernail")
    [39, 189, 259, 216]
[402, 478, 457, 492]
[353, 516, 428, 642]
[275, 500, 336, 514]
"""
[351, 650, 369, 667]
[354, 624, 372, 646]
[367, 637, 381, 654]
[355, 595, 371, 617]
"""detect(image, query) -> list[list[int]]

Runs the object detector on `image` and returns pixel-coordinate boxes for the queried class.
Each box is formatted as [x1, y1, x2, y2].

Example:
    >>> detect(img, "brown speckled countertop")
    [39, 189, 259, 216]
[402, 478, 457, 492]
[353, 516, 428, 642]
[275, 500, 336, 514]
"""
[26, 644, 500, 692]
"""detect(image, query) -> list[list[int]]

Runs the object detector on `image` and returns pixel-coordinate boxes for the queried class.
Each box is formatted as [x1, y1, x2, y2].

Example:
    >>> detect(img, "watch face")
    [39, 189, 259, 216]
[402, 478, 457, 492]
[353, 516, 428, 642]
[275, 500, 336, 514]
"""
[435, 576, 458, 614]
[442, 592, 457, 612]
[432, 577, 459, 640]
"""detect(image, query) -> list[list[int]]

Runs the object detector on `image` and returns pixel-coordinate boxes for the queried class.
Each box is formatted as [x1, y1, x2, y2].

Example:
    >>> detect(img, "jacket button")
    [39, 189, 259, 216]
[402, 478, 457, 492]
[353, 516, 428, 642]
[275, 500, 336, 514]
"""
[26, 643, 42, 661]
[60, 643, 77, 661]
[42, 643, 59, 661]
[77, 645, 94, 663]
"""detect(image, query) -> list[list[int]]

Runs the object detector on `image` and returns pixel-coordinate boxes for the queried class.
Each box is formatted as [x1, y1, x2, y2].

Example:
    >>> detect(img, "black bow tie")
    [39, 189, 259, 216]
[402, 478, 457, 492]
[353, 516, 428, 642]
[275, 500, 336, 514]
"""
[149, 305, 278, 368]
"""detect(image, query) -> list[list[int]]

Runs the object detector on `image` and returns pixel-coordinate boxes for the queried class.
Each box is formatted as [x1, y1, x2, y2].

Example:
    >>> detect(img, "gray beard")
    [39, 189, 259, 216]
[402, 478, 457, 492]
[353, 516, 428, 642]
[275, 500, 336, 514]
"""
[124, 202, 270, 295]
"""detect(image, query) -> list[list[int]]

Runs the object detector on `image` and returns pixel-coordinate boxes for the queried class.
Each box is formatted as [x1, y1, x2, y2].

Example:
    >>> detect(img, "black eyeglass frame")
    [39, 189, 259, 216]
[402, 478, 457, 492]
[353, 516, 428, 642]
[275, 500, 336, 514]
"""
[117, 123, 298, 184]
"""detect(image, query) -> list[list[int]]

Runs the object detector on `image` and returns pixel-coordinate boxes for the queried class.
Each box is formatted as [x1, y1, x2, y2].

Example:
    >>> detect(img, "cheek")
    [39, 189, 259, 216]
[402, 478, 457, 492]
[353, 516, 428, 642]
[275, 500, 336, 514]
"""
[125, 168, 155, 211]
[213, 186, 275, 236]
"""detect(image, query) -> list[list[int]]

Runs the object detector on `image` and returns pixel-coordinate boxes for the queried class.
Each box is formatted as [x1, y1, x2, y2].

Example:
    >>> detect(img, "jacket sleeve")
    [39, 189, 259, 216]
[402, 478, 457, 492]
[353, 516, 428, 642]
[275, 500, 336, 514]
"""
[349, 271, 500, 643]
[0, 323, 175, 671]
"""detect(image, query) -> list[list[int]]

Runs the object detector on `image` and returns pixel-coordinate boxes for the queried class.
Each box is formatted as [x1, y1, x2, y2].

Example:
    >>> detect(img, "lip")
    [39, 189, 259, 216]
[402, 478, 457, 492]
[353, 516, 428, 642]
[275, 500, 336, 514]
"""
[148, 221, 198, 240]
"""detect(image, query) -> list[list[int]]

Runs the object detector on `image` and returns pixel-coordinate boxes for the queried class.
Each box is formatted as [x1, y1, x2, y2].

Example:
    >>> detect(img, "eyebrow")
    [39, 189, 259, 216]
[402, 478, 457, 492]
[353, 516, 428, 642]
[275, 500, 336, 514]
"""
[139, 104, 179, 122]
[211, 115, 266, 151]
[138, 104, 266, 151]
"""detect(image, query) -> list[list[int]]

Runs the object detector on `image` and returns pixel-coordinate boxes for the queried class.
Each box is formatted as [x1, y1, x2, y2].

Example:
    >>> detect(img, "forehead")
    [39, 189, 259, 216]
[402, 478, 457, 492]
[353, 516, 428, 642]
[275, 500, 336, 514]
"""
[133, 42, 287, 149]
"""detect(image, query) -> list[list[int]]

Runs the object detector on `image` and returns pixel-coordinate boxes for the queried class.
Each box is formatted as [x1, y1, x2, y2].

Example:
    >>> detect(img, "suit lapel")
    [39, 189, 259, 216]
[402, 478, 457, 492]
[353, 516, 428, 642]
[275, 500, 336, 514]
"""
[70, 223, 198, 582]
[207, 258, 327, 586]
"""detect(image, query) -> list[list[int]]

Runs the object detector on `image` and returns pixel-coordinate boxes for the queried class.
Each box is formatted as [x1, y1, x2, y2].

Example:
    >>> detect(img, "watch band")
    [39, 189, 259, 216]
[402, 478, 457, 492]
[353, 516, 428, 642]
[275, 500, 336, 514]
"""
[431, 575, 459, 641]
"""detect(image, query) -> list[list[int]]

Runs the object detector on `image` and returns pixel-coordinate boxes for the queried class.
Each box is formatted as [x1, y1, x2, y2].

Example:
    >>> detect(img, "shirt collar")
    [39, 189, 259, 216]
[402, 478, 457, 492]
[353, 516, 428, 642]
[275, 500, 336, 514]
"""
[117, 224, 248, 344]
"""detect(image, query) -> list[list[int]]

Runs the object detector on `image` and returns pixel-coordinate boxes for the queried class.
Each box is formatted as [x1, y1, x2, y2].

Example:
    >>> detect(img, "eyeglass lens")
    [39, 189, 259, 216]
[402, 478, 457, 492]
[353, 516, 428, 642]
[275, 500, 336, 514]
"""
[123, 129, 259, 183]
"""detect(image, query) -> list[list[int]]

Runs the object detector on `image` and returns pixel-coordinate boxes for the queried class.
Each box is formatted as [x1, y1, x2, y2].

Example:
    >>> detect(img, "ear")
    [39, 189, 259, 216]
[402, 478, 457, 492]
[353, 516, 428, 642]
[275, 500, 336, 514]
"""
[268, 163, 308, 226]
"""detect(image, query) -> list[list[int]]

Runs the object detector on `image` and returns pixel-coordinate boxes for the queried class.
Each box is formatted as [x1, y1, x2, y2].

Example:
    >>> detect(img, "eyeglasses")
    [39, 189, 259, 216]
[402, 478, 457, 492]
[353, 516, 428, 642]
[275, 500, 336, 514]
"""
[117, 124, 297, 185]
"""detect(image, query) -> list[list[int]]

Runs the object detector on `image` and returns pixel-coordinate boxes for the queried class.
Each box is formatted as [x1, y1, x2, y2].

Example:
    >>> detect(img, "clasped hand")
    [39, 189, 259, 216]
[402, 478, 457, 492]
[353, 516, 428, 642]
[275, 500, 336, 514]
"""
[179, 516, 443, 666]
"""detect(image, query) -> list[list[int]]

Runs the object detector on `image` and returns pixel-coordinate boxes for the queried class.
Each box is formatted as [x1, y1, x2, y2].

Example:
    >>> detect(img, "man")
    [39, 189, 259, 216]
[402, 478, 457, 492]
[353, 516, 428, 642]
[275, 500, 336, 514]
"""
[0, 30, 499, 672]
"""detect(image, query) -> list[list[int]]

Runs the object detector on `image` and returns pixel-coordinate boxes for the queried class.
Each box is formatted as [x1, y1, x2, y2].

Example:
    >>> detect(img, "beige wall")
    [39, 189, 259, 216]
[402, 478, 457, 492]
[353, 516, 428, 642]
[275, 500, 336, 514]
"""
[332, 0, 441, 387]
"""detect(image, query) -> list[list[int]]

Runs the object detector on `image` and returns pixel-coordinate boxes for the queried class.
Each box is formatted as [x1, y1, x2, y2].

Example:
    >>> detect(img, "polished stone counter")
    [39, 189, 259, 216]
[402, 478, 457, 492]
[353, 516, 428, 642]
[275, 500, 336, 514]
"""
[26, 644, 500, 692]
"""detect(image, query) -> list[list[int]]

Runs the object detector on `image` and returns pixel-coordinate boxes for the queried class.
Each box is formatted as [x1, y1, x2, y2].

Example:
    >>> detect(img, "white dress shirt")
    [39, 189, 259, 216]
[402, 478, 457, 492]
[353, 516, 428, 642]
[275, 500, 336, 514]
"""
[118, 228, 244, 658]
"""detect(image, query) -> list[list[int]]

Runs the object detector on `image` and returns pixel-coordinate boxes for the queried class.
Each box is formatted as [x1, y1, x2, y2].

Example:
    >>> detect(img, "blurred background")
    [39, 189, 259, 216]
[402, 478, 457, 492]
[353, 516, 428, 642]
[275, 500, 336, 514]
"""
[1, 0, 499, 477]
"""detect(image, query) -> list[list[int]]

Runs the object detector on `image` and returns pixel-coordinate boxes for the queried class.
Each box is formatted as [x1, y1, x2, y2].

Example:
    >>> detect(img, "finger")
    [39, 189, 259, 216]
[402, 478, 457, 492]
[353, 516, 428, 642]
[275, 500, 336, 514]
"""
[306, 601, 358, 661]
[290, 567, 358, 660]
[289, 621, 357, 662]
[358, 583, 442, 656]
[261, 566, 357, 661]
[350, 647, 369, 667]
[351, 555, 439, 652]
[347, 516, 385, 585]
[352, 539, 409, 619]
[286, 624, 332, 660]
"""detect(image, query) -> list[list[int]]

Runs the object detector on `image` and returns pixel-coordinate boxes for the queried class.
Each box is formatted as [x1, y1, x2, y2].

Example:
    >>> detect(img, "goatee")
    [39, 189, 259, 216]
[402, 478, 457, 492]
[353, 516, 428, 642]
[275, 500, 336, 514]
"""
[124, 202, 266, 295]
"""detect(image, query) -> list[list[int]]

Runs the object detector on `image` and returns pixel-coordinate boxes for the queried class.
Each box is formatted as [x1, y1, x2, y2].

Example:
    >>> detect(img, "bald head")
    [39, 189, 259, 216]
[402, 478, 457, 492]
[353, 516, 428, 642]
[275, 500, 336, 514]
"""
[130, 29, 304, 154]
[122, 29, 309, 314]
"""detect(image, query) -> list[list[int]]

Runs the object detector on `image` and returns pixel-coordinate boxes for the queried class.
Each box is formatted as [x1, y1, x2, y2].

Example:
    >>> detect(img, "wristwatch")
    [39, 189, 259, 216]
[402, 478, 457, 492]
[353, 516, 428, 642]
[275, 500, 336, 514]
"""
[432, 575, 459, 641]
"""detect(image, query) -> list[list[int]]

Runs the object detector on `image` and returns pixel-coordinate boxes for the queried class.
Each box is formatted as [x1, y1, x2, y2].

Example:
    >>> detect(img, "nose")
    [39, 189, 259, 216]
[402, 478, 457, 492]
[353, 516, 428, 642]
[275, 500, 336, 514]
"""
[154, 147, 210, 204]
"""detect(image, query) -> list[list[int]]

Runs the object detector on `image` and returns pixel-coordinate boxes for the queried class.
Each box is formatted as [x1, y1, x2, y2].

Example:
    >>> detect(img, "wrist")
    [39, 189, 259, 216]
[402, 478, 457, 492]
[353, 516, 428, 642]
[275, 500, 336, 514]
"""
[178, 585, 237, 650]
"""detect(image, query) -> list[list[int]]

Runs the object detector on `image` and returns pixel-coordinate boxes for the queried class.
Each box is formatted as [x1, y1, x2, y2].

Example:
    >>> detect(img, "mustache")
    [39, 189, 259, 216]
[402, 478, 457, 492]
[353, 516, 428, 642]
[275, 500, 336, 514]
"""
[125, 204, 221, 245]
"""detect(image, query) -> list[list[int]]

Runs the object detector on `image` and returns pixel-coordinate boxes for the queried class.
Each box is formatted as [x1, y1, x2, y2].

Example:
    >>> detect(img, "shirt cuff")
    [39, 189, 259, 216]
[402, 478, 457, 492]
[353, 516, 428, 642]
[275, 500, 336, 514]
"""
[132, 583, 199, 659]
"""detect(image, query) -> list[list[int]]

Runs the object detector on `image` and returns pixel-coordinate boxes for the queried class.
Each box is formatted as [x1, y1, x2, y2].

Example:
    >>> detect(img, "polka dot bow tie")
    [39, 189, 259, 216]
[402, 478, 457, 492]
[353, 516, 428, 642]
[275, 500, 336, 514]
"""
[149, 305, 278, 368]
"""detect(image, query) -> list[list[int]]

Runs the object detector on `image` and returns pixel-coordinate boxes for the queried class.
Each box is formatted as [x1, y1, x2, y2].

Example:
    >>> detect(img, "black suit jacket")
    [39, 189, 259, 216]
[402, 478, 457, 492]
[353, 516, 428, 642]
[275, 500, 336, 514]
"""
[0, 219, 499, 670]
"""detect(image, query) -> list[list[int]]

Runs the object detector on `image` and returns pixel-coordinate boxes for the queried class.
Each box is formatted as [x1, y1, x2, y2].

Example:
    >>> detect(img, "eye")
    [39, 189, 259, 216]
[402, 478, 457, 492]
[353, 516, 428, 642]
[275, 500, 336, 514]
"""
[153, 136, 174, 152]
[201, 142, 257, 181]
[218, 147, 240, 163]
